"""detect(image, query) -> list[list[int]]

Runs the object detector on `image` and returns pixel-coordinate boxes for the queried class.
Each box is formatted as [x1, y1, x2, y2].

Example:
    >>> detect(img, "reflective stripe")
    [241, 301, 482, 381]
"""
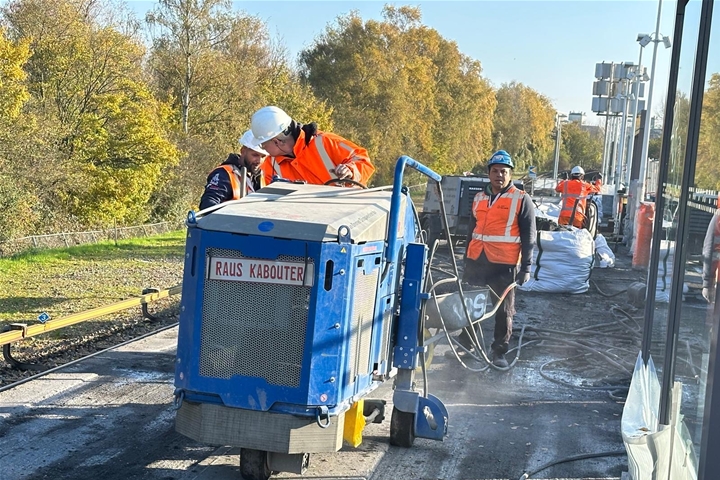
[272, 158, 282, 177]
[472, 233, 521, 243]
[505, 191, 522, 236]
[314, 134, 338, 179]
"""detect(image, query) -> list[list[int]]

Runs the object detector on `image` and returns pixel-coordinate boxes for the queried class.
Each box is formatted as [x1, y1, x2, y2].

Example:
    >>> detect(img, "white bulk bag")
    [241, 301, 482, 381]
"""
[519, 227, 595, 294]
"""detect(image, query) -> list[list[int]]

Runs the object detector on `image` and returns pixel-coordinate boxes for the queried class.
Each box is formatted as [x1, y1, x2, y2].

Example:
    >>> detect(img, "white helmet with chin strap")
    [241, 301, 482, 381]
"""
[239, 130, 269, 156]
[250, 106, 292, 143]
[571, 165, 585, 177]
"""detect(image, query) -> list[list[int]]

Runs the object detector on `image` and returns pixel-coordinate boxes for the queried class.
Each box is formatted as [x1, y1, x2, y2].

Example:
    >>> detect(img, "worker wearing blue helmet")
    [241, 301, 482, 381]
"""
[455, 150, 536, 368]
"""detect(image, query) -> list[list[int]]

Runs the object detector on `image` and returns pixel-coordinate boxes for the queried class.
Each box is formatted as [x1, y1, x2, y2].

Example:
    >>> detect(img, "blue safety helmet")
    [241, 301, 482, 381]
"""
[487, 150, 514, 170]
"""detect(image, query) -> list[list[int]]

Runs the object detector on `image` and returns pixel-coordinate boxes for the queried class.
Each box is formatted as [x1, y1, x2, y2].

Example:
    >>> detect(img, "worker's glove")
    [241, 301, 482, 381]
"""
[515, 271, 530, 286]
[702, 287, 715, 303]
[334, 164, 354, 180]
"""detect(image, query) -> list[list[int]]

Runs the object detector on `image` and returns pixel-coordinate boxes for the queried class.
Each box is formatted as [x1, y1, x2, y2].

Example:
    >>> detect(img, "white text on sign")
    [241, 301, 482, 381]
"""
[208, 257, 314, 286]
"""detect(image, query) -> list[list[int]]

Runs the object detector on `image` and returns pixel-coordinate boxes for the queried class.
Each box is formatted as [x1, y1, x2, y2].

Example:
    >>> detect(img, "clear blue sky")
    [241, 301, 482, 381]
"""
[127, 1, 682, 125]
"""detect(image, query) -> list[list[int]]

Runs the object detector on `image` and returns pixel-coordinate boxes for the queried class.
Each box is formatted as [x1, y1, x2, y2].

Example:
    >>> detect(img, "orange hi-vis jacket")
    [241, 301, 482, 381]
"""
[220, 165, 266, 197]
[556, 178, 601, 228]
[466, 185, 525, 265]
[260, 129, 374, 186]
[703, 209, 720, 290]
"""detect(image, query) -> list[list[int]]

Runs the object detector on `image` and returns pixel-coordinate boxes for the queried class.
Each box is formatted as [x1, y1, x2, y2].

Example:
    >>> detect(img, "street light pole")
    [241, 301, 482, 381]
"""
[625, 51, 644, 187]
[552, 113, 566, 194]
[638, 0, 665, 205]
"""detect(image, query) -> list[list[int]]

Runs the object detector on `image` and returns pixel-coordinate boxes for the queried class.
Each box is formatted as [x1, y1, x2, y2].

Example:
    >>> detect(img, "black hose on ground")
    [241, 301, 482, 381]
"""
[591, 278, 628, 297]
[518, 450, 627, 479]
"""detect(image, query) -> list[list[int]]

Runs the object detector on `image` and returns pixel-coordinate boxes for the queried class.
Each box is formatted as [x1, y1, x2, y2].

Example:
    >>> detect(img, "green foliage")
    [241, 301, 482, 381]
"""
[559, 121, 603, 172]
[2, 0, 180, 228]
[695, 74, 720, 190]
[492, 81, 556, 172]
[0, 28, 30, 119]
[299, 5, 496, 185]
[648, 137, 662, 160]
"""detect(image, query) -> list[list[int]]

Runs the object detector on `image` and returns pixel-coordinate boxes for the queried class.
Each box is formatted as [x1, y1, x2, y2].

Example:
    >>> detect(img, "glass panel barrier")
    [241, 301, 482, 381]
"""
[648, 0, 703, 383]
[671, 1, 720, 473]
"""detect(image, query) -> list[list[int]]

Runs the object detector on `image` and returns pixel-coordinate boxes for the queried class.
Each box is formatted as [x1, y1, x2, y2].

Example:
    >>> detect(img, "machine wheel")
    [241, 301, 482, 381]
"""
[389, 407, 416, 447]
[240, 448, 271, 480]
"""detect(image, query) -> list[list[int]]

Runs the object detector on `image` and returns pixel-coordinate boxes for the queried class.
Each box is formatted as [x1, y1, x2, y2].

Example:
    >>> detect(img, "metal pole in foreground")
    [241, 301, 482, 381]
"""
[552, 113, 565, 194]
[637, 0, 665, 207]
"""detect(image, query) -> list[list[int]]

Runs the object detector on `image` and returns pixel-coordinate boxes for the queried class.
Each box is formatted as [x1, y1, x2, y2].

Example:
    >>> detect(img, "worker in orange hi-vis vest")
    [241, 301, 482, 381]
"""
[702, 197, 720, 304]
[251, 106, 375, 187]
[452, 150, 536, 369]
[555, 165, 601, 228]
[199, 130, 269, 210]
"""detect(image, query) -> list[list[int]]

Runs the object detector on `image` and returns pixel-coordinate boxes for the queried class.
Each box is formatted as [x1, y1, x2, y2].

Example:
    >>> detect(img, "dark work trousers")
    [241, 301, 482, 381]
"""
[460, 252, 517, 355]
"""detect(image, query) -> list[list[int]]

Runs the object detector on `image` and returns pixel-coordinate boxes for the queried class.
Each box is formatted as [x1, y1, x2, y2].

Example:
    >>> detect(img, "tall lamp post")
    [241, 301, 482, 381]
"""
[631, 3, 672, 253]
[625, 36, 651, 187]
[637, 3, 672, 207]
[552, 113, 567, 194]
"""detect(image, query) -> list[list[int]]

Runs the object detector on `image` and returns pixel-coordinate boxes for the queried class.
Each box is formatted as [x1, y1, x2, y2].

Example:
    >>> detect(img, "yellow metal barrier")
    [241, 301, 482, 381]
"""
[0, 284, 182, 346]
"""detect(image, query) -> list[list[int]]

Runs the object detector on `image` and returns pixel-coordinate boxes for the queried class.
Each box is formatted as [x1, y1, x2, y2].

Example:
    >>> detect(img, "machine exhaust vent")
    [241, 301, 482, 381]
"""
[199, 248, 312, 388]
[348, 267, 379, 382]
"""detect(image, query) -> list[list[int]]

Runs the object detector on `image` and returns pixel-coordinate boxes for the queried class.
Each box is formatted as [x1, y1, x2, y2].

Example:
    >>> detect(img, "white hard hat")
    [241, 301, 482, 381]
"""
[571, 166, 585, 176]
[239, 130, 269, 156]
[250, 106, 292, 143]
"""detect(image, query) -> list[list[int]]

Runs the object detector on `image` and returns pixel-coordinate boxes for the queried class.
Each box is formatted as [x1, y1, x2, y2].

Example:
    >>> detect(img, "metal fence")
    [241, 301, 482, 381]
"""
[0, 221, 183, 257]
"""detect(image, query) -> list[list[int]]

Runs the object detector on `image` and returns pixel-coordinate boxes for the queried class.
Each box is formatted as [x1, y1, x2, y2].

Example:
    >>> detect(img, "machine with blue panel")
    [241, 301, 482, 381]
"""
[173, 156, 448, 480]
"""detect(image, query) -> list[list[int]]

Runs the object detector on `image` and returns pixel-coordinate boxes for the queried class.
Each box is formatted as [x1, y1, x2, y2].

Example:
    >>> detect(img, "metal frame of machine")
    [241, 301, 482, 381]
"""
[173, 156, 449, 480]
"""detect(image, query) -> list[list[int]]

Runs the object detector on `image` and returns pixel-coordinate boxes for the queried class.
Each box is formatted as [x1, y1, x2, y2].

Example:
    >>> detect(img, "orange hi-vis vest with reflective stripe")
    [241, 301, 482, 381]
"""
[466, 185, 524, 265]
[260, 129, 374, 186]
[219, 165, 265, 199]
[556, 179, 600, 227]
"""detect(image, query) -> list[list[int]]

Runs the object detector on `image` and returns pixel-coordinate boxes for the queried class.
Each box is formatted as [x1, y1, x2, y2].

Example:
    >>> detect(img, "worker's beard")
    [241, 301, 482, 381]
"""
[242, 158, 260, 175]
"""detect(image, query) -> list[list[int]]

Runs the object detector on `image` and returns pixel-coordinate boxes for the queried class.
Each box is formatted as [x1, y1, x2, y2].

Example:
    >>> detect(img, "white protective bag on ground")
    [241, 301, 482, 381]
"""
[595, 233, 616, 268]
[519, 227, 595, 294]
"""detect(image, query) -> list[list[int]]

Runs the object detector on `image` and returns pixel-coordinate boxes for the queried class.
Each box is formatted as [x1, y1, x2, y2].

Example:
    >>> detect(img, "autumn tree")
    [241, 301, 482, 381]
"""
[559, 121, 603, 172]
[2, 0, 179, 227]
[299, 5, 496, 185]
[492, 81, 556, 173]
[0, 27, 34, 241]
[695, 73, 720, 190]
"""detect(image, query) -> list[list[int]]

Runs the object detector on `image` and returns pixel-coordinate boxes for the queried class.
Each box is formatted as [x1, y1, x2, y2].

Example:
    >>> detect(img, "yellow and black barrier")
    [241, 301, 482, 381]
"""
[1, 284, 182, 371]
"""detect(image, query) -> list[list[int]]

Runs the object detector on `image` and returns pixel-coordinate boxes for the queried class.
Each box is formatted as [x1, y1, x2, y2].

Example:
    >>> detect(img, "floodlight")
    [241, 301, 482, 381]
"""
[638, 34, 652, 47]
[662, 36, 672, 49]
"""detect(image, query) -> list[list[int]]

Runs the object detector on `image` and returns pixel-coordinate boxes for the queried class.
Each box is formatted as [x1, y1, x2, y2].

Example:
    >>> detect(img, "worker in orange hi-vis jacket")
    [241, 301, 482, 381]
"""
[555, 165, 601, 228]
[702, 197, 720, 304]
[251, 106, 375, 187]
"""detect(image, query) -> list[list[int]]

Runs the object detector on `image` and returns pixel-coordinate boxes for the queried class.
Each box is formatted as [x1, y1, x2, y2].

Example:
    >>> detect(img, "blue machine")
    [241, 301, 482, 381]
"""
[174, 157, 448, 480]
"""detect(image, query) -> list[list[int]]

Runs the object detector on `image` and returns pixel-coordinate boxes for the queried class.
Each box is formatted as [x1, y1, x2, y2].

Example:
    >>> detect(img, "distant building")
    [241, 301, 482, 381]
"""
[568, 112, 586, 124]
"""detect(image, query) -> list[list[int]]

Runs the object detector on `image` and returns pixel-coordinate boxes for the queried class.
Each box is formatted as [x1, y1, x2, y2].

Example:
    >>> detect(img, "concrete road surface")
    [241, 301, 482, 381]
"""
[0, 321, 626, 480]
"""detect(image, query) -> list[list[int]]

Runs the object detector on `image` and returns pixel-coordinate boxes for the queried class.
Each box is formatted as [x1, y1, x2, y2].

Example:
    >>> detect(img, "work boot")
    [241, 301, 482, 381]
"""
[492, 351, 508, 368]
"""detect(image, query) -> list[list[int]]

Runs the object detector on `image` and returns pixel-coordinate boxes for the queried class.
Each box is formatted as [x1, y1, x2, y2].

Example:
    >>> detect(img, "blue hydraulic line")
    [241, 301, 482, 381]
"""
[385, 156, 442, 264]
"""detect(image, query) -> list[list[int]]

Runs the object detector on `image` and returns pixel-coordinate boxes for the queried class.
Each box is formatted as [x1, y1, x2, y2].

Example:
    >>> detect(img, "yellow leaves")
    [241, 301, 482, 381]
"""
[492, 81, 556, 172]
[0, 28, 31, 119]
[695, 73, 720, 190]
[300, 6, 496, 185]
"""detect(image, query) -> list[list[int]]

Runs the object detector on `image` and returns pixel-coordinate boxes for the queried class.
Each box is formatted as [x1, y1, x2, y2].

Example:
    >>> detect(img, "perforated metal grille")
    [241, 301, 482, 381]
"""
[380, 308, 393, 365]
[199, 248, 311, 387]
[348, 268, 379, 382]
